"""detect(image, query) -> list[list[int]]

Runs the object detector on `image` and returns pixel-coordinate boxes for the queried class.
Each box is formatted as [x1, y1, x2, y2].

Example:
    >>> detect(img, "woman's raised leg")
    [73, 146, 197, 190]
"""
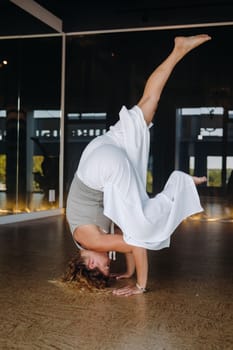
[138, 34, 211, 125]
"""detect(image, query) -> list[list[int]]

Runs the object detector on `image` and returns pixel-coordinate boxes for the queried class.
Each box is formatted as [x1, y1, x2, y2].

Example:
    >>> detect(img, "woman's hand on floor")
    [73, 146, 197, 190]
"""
[112, 284, 145, 297]
[110, 272, 133, 280]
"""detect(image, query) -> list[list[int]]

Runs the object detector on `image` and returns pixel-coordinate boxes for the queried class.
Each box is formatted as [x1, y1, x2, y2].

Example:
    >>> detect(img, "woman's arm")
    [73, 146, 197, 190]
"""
[73, 224, 132, 253]
[125, 252, 136, 277]
[112, 252, 136, 280]
[112, 246, 148, 296]
[132, 246, 148, 289]
[111, 227, 136, 279]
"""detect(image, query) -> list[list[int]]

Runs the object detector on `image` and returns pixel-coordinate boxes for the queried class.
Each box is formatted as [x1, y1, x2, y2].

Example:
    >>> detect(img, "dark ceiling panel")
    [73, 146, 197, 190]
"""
[0, 0, 56, 36]
[0, 0, 233, 36]
[35, 0, 233, 32]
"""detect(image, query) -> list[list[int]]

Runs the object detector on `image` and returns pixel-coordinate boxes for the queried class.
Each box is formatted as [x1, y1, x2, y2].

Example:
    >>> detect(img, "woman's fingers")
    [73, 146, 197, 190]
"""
[110, 273, 131, 280]
[112, 285, 143, 296]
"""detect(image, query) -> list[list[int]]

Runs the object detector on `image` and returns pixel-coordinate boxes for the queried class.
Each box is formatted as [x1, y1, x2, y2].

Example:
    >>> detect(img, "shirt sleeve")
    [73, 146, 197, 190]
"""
[109, 105, 151, 187]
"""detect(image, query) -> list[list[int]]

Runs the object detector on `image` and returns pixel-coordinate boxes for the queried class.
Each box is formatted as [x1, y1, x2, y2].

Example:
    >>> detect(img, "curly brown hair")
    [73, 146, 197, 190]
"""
[62, 251, 110, 290]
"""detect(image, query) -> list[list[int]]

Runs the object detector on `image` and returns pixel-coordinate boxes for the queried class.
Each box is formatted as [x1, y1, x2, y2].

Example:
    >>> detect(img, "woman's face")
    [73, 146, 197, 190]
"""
[95, 252, 111, 276]
[84, 251, 111, 276]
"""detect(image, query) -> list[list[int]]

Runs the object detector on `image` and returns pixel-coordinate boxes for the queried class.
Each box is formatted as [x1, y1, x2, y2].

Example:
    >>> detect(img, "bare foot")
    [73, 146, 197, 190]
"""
[174, 34, 212, 56]
[192, 176, 207, 185]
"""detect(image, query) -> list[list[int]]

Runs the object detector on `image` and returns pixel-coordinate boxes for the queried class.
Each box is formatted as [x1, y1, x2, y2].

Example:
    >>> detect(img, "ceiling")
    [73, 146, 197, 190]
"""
[35, 0, 233, 32]
[1, 0, 233, 36]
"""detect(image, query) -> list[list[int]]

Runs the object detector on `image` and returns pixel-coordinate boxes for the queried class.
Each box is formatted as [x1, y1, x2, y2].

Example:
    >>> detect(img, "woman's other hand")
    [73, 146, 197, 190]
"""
[112, 284, 146, 296]
[110, 272, 133, 280]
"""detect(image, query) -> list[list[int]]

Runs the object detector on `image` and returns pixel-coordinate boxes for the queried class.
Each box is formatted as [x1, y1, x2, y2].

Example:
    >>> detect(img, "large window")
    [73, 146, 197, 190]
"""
[0, 37, 62, 216]
[176, 107, 233, 190]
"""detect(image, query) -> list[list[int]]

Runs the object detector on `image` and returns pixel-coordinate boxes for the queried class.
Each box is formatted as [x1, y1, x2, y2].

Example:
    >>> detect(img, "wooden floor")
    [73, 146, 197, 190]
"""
[0, 205, 233, 349]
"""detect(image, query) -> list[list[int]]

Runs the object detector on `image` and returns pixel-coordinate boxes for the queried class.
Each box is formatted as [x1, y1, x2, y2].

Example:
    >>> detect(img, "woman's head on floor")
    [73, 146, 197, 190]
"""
[62, 250, 111, 290]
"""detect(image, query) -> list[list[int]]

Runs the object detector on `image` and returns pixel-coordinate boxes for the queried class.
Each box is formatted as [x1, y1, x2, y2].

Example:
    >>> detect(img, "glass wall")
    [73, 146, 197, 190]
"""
[1, 14, 232, 221]
[64, 26, 233, 221]
[64, 31, 158, 198]
[0, 37, 62, 216]
[176, 107, 233, 189]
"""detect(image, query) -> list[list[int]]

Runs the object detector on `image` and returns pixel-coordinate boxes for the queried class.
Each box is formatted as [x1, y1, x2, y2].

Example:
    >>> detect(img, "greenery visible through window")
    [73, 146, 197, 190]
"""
[33, 156, 44, 191]
[0, 154, 6, 190]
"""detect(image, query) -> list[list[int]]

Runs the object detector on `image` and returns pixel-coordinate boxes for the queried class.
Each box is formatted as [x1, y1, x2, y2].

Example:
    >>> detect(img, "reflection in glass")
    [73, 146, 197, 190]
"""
[176, 105, 233, 221]
[0, 37, 61, 216]
[207, 156, 222, 187]
[30, 109, 60, 210]
[6, 108, 27, 212]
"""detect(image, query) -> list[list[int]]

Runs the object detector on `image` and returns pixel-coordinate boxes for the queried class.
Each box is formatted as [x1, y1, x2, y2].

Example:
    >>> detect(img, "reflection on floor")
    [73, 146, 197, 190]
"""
[0, 205, 232, 349]
[190, 196, 233, 223]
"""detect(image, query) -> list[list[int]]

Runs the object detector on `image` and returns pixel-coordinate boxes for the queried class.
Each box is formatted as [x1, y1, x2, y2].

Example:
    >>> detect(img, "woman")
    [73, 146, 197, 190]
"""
[66, 34, 211, 296]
